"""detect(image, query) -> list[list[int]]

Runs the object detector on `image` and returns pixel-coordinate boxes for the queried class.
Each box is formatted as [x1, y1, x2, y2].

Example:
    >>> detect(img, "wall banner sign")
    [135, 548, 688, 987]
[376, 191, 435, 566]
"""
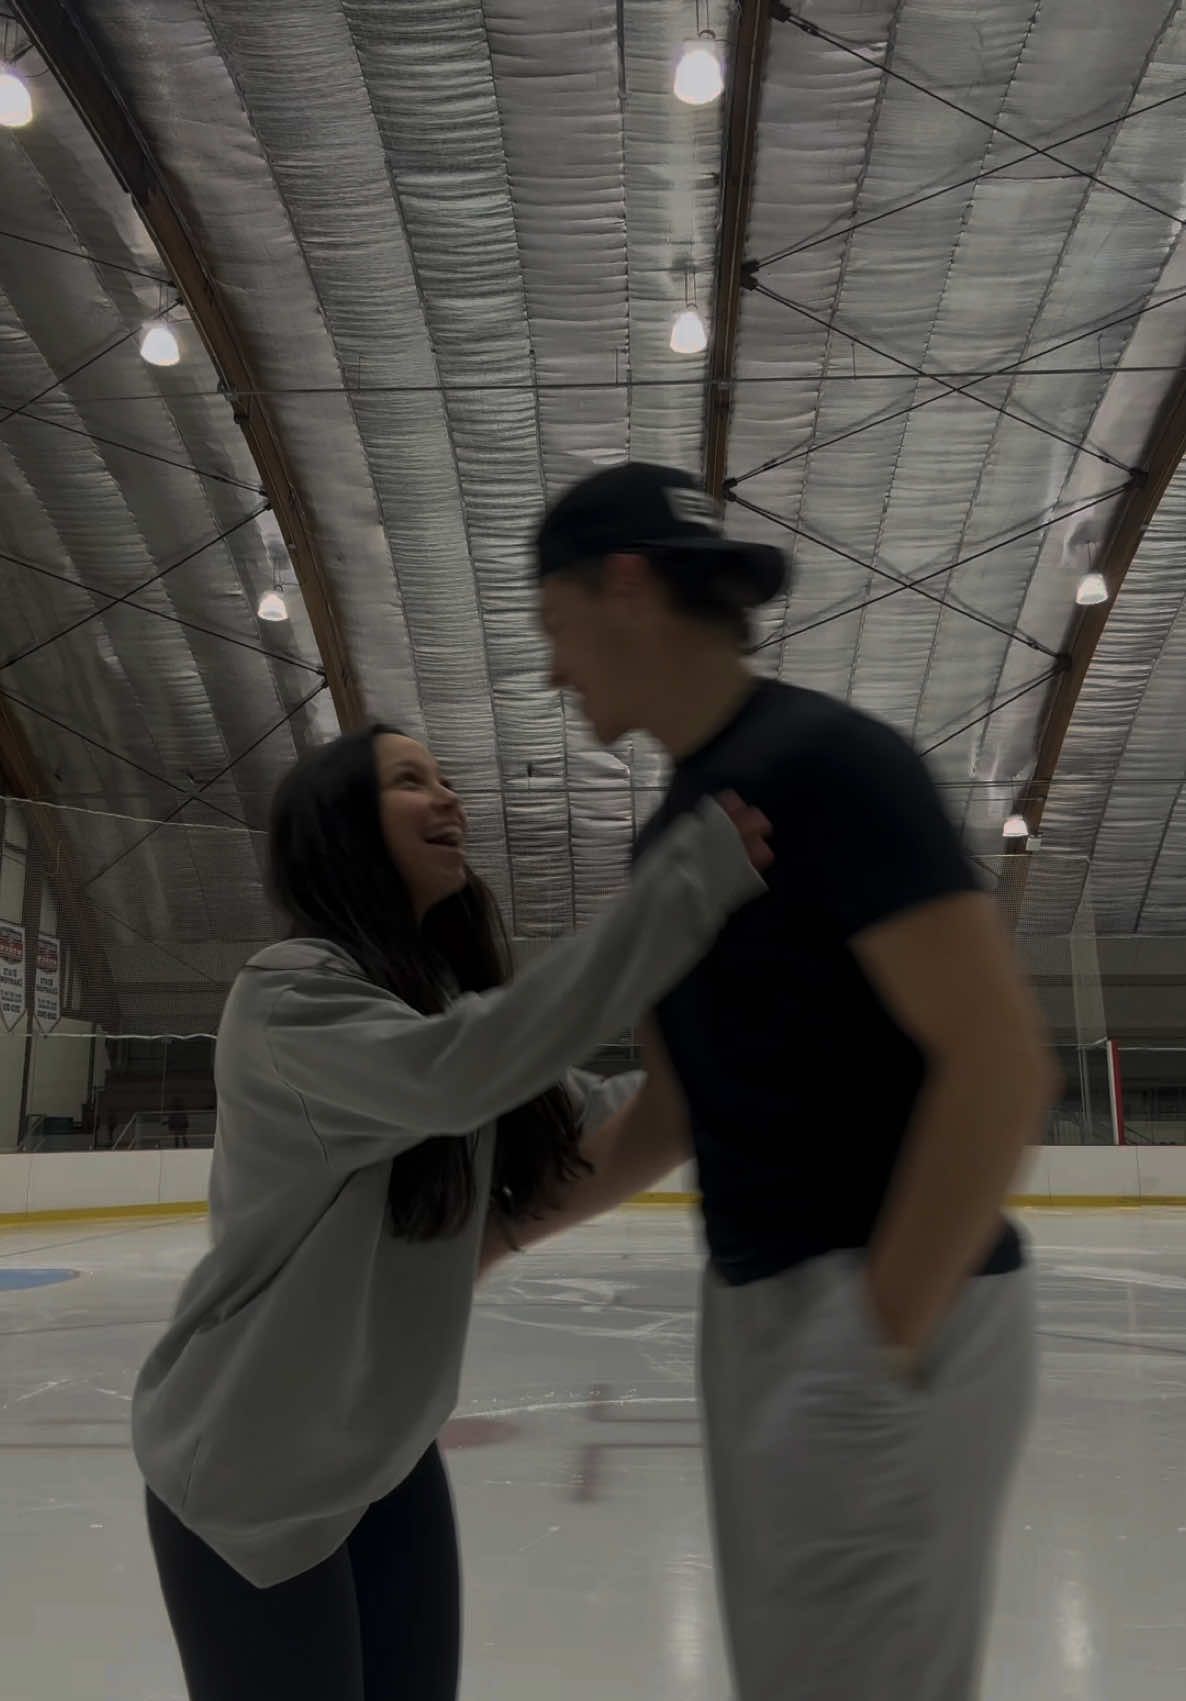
[35, 934, 61, 1032]
[0, 921, 24, 1030]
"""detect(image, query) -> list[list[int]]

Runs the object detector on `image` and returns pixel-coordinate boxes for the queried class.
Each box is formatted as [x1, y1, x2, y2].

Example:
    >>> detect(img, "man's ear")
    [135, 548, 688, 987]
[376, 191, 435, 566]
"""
[601, 551, 655, 605]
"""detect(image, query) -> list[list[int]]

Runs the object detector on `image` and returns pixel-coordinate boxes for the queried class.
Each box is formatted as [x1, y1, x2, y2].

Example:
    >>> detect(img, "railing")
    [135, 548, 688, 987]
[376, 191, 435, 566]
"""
[21, 1115, 94, 1153]
[113, 1111, 216, 1150]
[1121, 1120, 1186, 1147]
[1046, 1103, 1186, 1146]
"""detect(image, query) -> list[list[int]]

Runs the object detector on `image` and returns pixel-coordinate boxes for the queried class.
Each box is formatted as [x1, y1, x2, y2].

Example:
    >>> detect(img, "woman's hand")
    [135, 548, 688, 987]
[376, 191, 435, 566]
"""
[717, 792, 774, 872]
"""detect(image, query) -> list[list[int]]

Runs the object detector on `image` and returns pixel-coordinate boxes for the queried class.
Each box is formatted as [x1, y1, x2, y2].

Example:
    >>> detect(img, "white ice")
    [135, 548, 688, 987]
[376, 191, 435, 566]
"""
[2, 1207, 1184, 1699]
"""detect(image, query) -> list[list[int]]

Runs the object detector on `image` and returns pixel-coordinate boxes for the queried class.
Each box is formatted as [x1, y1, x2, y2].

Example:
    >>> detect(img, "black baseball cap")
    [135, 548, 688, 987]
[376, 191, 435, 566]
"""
[535, 462, 788, 606]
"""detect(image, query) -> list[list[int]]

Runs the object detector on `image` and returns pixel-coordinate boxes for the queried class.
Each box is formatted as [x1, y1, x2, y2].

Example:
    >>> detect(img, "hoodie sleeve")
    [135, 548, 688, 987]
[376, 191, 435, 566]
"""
[262, 799, 762, 1164]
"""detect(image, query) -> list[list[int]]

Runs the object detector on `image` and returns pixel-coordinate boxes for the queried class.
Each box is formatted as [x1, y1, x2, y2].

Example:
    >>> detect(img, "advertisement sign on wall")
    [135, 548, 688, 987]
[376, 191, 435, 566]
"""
[0, 921, 24, 1030]
[35, 934, 61, 1032]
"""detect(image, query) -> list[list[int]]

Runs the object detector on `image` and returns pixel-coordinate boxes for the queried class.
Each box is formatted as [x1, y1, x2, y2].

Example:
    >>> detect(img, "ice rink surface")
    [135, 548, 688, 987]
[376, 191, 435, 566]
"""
[1, 1205, 1184, 1700]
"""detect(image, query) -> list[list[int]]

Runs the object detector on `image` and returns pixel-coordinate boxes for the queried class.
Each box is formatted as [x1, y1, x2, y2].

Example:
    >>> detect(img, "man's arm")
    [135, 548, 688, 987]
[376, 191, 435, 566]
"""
[479, 1022, 692, 1277]
[856, 890, 1060, 1357]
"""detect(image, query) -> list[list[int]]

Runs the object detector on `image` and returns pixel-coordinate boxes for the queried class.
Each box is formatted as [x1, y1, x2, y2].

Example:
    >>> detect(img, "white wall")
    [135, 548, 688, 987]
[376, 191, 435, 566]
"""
[5, 1145, 1186, 1223]
[0, 1028, 25, 1153]
[26, 1020, 98, 1120]
[0, 1022, 104, 1151]
[0, 810, 24, 924]
[0, 1149, 213, 1217]
[0, 811, 27, 1151]
[649, 1147, 1186, 1204]
[1013, 1143, 1186, 1201]
[0, 811, 104, 1147]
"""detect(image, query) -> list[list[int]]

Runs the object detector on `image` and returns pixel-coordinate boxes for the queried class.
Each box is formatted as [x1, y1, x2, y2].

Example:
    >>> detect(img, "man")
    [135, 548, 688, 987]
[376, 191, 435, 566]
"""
[167, 1101, 191, 1149]
[495, 461, 1057, 1700]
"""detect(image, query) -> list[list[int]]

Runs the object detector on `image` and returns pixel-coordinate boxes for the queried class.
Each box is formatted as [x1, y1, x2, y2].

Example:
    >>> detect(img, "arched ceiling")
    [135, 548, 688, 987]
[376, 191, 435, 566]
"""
[2, 0, 1185, 1034]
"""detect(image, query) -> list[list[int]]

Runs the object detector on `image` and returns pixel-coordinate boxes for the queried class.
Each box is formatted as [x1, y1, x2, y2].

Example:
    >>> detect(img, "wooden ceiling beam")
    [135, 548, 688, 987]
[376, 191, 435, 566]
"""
[1019, 372, 1186, 835]
[704, 0, 774, 499]
[14, 0, 365, 731]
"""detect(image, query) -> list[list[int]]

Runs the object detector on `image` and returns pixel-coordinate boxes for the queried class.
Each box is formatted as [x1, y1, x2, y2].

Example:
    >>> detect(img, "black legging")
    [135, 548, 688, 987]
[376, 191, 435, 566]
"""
[147, 1445, 460, 1701]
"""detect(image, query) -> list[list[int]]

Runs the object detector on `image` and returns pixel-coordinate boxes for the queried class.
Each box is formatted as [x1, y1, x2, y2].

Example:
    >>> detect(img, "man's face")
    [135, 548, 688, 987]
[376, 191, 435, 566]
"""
[538, 566, 645, 747]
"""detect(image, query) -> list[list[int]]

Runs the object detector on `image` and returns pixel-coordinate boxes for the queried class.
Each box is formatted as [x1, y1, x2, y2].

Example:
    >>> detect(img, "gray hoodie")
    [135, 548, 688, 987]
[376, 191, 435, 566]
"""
[132, 799, 760, 1586]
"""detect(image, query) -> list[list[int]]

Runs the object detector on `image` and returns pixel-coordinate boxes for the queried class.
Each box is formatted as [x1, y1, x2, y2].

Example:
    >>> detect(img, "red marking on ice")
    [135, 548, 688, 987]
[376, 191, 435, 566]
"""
[440, 1416, 521, 1450]
[571, 1384, 699, 1503]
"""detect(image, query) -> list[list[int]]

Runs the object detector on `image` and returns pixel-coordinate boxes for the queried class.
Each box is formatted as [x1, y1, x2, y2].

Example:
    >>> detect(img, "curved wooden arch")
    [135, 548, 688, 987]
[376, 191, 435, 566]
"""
[704, 0, 773, 498]
[14, 0, 364, 731]
[1019, 372, 1186, 835]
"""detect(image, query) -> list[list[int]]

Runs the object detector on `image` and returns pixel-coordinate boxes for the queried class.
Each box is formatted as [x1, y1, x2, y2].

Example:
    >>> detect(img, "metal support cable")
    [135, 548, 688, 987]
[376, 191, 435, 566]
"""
[83, 895, 224, 985]
[772, 8, 1186, 233]
[1, 405, 264, 493]
[0, 544, 323, 676]
[0, 320, 146, 429]
[749, 483, 1132, 656]
[0, 226, 171, 285]
[18, 365, 1186, 401]
[746, 278, 1136, 473]
[921, 664, 1067, 756]
[81, 678, 327, 889]
[755, 80, 1184, 267]
[0, 686, 250, 827]
[729, 490, 1061, 657]
[756, 85, 1186, 269]
[732, 284, 1186, 487]
[0, 503, 268, 672]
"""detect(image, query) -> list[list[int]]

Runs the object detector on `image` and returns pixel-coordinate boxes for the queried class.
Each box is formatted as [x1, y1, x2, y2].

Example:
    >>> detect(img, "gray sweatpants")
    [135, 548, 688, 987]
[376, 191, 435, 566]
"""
[700, 1250, 1036, 1701]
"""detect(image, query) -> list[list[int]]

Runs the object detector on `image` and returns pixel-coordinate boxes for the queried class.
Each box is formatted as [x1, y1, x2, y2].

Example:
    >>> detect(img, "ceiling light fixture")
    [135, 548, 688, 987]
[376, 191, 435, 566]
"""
[670, 306, 708, 355]
[140, 321, 180, 367]
[257, 588, 289, 623]
[671, 258, 709, 355]
[1075, 571, 1108, 607]
[0, 67, 33, 129]
[1002, 813, 1030, 841]
[674, 34, 724, 105]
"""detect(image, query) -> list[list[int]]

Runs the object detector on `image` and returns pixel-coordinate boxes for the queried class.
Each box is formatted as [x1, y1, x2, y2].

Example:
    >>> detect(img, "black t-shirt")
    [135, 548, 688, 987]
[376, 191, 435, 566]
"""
[634, 679, 1022, 1286]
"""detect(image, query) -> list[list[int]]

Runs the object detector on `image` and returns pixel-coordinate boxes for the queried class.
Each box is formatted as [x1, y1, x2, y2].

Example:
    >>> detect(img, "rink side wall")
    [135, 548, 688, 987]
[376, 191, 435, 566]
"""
[4, 1146, 1186, 1224]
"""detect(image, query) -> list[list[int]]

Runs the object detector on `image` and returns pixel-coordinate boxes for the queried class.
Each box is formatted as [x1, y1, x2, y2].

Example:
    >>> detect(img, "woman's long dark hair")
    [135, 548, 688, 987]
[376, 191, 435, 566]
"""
[268, 726, 586, 1239]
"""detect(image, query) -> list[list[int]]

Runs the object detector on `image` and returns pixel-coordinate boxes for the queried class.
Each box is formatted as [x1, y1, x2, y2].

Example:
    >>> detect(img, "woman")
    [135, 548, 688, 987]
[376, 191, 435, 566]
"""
[133, 724, 770, 1700]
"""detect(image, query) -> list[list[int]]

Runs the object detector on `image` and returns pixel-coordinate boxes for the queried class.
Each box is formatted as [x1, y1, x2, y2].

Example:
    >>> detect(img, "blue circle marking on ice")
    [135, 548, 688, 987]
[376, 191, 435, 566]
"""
[0, 1268, 79, 1292]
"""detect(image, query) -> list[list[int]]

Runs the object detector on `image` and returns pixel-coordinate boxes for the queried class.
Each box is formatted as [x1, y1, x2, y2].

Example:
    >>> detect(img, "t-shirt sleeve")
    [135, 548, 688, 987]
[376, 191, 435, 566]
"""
[775, 715, 979, 942]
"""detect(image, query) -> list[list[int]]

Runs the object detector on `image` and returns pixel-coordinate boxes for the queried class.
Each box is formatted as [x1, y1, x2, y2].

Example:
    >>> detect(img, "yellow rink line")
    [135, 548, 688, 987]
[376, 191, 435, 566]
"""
[4, 1193, 1186, 1230]
[0, 1200, 208, 1230]
[632, 1192, 1186, 1210]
